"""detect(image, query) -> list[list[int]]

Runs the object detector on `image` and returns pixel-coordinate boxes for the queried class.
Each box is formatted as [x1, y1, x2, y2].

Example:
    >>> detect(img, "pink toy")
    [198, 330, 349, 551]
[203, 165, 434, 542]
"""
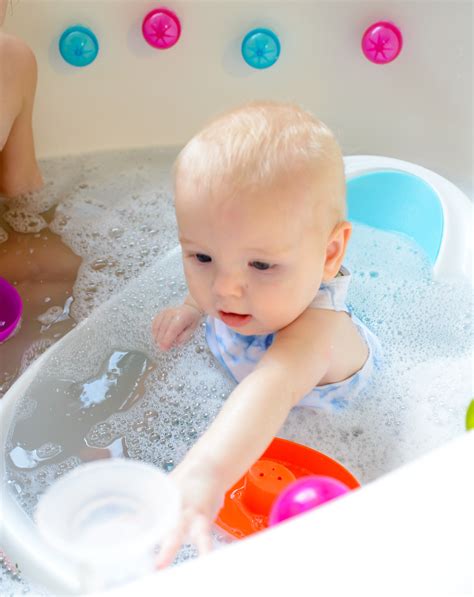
[0, 277, 22, 343]
[269, 475, 350, 526]
[142, 8, 181, 49]
[361, 21, 403, 64]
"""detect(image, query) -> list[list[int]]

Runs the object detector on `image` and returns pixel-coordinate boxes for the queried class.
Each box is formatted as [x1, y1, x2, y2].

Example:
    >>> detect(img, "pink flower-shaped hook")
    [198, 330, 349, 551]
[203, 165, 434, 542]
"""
[361, 21, 403, 64]
[142, 8, 181, 49]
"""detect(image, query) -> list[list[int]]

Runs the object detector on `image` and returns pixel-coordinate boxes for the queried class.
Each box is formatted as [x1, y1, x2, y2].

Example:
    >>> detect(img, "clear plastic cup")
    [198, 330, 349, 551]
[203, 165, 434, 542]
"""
[35, 458, 181, 592]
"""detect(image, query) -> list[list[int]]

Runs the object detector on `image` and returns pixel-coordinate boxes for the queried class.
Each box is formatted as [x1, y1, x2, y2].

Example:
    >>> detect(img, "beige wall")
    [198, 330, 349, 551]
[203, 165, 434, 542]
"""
[4, 0, 472, 195]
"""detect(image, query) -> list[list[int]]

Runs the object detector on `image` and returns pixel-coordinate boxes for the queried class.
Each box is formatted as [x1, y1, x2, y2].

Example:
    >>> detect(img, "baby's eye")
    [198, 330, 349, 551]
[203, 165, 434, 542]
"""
[250, 261, 272, 271]
[196, 253, 212, 263]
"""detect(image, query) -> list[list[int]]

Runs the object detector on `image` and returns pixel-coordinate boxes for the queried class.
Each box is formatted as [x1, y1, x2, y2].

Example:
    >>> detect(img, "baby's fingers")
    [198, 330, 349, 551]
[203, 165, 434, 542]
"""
[189, 514, 213, 556]
[155, 315, 175, 350]
[174, 322, 198, 347]
[152, 311, 180, 350]
[159, 315, 187, 350]
[151, 313, 166, 342]
[156, 518, 187, 569]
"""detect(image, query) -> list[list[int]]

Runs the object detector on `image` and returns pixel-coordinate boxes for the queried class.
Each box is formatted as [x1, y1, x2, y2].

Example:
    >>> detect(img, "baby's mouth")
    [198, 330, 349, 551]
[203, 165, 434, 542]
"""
[218, 311, 252, 328]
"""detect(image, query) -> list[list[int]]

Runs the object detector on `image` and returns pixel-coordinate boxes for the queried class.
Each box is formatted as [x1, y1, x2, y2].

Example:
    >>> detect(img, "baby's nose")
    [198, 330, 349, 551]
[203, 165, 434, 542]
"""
[212, 272, 244, 298]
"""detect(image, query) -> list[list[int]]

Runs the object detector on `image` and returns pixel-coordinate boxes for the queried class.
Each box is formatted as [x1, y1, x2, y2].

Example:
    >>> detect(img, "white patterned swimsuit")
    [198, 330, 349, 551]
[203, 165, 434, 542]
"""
[205, 266, 382, 410]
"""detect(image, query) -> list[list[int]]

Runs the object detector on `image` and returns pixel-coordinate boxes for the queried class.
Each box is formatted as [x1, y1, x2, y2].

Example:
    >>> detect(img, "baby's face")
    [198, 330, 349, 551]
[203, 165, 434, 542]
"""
[175, 177, 329, 335]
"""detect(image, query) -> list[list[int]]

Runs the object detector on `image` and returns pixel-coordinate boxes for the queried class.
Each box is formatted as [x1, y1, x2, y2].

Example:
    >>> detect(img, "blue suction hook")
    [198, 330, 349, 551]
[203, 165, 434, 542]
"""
[241, 28, 280, 69]
[59, 25, 99, 67]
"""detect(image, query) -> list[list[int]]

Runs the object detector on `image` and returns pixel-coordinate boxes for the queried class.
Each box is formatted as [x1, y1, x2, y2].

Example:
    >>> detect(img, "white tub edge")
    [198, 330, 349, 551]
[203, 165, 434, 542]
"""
[91, 431, 474, 597]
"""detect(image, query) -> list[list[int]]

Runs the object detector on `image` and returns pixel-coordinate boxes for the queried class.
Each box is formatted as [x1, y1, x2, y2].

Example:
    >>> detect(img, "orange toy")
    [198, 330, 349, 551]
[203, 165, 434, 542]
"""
[215, 437, 360, 538]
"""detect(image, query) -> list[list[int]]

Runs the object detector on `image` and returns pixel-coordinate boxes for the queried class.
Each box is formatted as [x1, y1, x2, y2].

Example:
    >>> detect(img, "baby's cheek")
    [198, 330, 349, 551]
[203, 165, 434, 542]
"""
[252, 287, 284, 321]
[261, 285, 305, 326]
[185, 271, 210, 309]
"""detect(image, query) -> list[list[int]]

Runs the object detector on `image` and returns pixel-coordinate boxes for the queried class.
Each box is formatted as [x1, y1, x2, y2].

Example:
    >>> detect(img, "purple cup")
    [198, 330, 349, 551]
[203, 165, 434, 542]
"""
[0, 277, 23, 343]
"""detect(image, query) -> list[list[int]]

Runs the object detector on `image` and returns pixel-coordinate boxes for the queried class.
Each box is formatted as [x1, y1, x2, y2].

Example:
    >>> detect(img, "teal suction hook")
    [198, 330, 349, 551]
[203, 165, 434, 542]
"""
[241, 28, 280, 69]
[59, 25, 99, 67]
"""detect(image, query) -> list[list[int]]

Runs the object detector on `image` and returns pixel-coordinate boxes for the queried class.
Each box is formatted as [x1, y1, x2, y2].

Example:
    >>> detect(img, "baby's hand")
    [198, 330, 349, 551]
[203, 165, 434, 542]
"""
[152, 303, 202, 351]
[156, 464, 223, 568]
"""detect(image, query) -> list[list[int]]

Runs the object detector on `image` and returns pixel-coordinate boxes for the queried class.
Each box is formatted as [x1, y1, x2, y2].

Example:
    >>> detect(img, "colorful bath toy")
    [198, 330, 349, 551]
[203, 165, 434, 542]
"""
[241, 28, 281, 69]
[466, 400, 474, 431]
[361, 21, 403, 64]
[0, 277, 22, 343]
[215, 437, 359, 538]
[59, 25, 99, 67]
[142, 8, 181, 49]
[269, 475, 350, 526]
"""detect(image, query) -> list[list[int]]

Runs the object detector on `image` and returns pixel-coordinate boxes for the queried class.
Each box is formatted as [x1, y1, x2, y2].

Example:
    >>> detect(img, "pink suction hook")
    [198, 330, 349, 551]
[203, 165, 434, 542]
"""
[0, 277, 23, 343]
[142, 8, 181, 49]
[361, 21, 403, 64]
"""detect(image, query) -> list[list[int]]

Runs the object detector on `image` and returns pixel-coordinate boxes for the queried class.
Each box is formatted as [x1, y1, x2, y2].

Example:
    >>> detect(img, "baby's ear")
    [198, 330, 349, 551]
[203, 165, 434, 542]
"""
[322, 221, 352, 280]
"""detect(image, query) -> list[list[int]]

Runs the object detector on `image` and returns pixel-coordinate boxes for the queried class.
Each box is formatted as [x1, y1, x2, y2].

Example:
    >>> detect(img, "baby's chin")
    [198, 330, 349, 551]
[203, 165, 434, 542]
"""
[234, 313, 304, 336]
[228, 318, 277, 337]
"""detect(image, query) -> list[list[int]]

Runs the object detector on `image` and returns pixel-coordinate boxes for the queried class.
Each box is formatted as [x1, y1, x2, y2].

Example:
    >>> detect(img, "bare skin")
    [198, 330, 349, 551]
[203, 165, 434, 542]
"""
[0, 26, 43, 197]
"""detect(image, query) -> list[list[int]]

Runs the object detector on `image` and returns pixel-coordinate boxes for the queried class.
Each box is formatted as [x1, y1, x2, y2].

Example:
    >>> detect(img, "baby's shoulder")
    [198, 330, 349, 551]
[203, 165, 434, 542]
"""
[274, 306, 368, 386]
[276, 306, 349, 350]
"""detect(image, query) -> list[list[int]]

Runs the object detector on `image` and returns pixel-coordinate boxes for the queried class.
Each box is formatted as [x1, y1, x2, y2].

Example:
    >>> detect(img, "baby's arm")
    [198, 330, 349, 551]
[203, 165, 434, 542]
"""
[157, 307, 349, 566]
[0, 32, 43, 197]
[152, 294, 202, 350]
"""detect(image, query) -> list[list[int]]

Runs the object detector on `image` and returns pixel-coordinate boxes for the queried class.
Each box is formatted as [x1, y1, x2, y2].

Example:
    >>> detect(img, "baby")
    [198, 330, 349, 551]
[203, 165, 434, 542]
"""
[0, 0, 43, 198]
[152, 101, 381, 564]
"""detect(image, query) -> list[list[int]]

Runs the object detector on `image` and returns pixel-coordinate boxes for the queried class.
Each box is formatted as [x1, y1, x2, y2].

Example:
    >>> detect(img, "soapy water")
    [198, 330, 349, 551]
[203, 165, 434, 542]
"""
[0, 149, 177, 398]
[2, 147, 473, 569]
[0, 216, 81, 398]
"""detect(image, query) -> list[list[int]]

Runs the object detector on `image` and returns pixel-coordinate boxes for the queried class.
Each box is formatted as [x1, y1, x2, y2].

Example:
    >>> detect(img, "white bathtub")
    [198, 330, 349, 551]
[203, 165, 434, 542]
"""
[1, 153, 473, 595]
[1, 1, 473, 595]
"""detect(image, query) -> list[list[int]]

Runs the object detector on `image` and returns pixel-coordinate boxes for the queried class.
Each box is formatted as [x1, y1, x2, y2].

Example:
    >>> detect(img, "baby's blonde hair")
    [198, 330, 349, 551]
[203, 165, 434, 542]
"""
[174, 101, 346, 222]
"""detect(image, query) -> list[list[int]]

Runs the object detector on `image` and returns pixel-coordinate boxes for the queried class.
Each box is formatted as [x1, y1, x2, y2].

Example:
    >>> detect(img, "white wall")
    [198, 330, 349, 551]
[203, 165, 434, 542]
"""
[4, 0, 473, 195]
